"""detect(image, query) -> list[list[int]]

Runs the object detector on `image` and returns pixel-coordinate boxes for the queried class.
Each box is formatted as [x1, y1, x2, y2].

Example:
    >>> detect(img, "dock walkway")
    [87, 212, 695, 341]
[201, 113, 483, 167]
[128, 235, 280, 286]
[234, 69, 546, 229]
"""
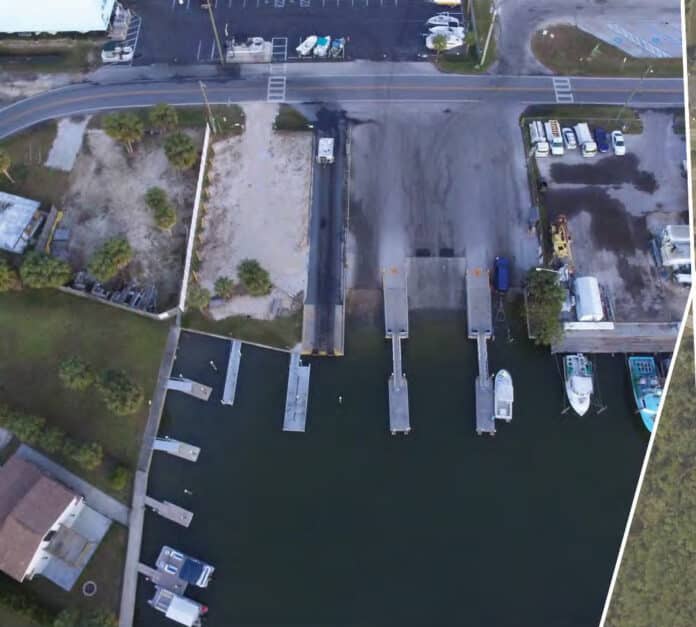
[166, 377, 212, 401]
[221, 339, 242, 405]
[144, 496, 193, 528]
[283, 353, 311, 432]
[153, 437, 200, 462]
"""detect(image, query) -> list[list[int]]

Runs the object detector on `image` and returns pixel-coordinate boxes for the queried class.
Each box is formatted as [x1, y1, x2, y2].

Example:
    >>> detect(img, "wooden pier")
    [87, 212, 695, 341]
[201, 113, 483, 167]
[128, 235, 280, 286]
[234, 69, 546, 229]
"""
[283, 353, 311, 432]
[166, 377, 212, 401]
[145, 496, 193, 528]
[153, 437, 200, 462]
[221, 339, 242, 405]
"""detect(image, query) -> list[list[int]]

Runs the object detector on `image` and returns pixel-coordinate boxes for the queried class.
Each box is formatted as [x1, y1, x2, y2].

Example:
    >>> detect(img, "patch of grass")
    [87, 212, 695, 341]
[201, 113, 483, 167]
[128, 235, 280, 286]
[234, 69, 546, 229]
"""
[0, 38, 102, 74]
[183, 309, 302, 350]
[531, 24, 683, 77]
[435, 48, 486, 74]
[521, 105, 644, 134]
[0, 290, 167, 468]
[0, 605, 45, 627]
[0, 121, 70, 207]
[274, 105, 313, 131]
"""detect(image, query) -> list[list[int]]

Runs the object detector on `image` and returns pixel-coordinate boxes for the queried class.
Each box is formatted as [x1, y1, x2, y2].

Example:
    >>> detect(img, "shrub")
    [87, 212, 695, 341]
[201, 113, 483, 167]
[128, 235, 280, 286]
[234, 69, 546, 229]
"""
[148, 103, 179, 133]
[110, 465, 132, 492]
[525, 269, 566, 345]
[164, 132, 198, 170]
[237, 259, 272, 296]
[87, 237, 133, 282]
[19, 252, 72, 288]
[58, 356, 95, 391]
[0, 407, 45, 445]
[40, 427, 66, 454]
[145, 187, 177, 230]
[97, 369, 144, 415]
[187, 283, 211, 310]
[66, 441, 104, 471]
[103, 112, 144, 153]
[0, 258, 19, 291]
[214, 276, 235, 300]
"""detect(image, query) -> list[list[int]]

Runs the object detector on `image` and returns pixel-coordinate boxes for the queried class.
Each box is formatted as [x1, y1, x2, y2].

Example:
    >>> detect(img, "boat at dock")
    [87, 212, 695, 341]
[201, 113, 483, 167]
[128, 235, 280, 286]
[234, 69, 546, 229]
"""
[313, 36, 331, 57]
[563, 353, 593, 416]
[493, 370, 514, 422]
[628, 356, 662, 433]
[296, 35, 317, 56]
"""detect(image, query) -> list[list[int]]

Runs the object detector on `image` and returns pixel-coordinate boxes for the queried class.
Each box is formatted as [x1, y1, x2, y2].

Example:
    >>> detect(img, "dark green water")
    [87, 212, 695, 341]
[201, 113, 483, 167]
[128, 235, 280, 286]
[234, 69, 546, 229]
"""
[136, 311, 647, 627]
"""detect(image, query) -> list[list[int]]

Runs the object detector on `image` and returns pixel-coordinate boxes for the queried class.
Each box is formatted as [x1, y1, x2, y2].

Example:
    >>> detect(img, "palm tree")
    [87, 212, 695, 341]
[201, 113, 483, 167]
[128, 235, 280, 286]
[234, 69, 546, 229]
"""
[149, 103, 179, 133]
[103, 113, 145, 154]
[0, 149, 14, 183]
[164, 132, 198, 170]
[432, 34, 448, 62]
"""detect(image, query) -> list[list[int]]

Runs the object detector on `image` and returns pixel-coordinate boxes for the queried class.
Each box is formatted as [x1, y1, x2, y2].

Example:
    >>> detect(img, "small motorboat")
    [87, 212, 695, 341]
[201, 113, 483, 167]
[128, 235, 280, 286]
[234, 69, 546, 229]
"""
[563, 353, 594, 416]
[296, 35, 317, 56]
[313, 35, 332, 57]
[428, 25, 466, 38]
[428, 0, 462, 6]
[628, 356, 662, 433]
[425, 32, 464, 51]
[494, 370, 514, 422]
[329, 37, 345, 58]
[426, 12, 461, 28]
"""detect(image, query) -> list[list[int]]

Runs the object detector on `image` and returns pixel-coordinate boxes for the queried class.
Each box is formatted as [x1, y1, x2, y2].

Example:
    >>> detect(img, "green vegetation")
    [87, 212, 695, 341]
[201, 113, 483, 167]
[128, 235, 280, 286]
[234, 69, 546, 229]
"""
[274, 105, 313, 131]
[187, 283, 211, 310]
[58, 356, 95, 391]
[87, 237, 133, 282]
[0, 586, 54, 627]
[109, 465, 132, 492]
[53, 608, 117, 627]
[96, 369, 144, 416]
[524, 269, 565, 345]
[164, 132, 199, 170]
[145, 187, 177, 230]
[605, 317, 695, 626]
[148, 103, 179, 133]
[214, 276, 235, 300]
[0, 38, 101, 74]
[0, 258, 19, 292]
[103, 112, 145, 154]
[20, 252, 72, 289]
[237, 259, 272, 296]
[531, 24, 683, 77]
[0, 149, 13, 182]
[183, 309, 302, 350]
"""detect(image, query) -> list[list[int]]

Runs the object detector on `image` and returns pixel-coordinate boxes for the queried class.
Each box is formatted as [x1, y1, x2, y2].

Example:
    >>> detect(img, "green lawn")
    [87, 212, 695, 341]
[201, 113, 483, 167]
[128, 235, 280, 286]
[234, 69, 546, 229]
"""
[0, 38, 102, 74]
[531, 24, 683, 77]
[0, 290, 167, 467]
[183, 309, 302, 350]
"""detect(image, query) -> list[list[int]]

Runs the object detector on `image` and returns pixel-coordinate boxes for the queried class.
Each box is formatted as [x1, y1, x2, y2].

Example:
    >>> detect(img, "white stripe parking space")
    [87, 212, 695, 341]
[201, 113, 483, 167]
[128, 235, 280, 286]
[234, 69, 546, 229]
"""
[552, 77, 574, 103]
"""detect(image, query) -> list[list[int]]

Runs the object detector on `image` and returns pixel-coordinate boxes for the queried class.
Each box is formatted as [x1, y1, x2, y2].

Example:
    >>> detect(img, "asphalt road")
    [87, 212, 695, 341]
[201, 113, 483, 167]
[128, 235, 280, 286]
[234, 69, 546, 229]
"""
[0, 68, 684, 139]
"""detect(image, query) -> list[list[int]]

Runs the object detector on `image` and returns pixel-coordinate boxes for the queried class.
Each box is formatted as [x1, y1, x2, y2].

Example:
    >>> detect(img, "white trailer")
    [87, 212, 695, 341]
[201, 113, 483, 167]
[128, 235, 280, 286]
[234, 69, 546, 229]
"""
[574, 123, 597, 158]
[544, 120, 564, 156]
[529, 121, 549, 157]
[659, 224, 692, 268]
[574, 276, 604, 322]
[317, 138, 335, 165]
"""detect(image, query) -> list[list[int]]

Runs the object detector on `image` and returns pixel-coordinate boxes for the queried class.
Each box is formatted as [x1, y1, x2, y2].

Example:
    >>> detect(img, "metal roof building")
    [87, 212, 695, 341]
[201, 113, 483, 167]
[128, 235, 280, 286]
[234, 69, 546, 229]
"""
[0, 0, 116, 34]
[0, 191, 42, 254]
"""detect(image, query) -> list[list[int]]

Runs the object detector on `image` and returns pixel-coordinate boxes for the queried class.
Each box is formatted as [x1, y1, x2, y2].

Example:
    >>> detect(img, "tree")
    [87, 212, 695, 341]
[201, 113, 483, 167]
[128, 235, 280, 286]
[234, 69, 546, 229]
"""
[39, 426, 65, 454]
[88, 237, 133, 282]
[58, 357, 95, 391]
[65, 441, 103, 471]
[525, 269, 566, 345]
[103, 112, 144, 153]
[149, 103, 179, 133]
[187, 283, 211, 310]
[214, 276, 235, 300]
[237, 259, 272, 296]
[164, 132, 198, 170]
[0, 258, 19, 291]
[432, 34, 448, 61]
[0, 149, 14, 183]
[19, 252, 72, 288]
[145, 186, 176, 230]
[110, 465, 132, 492]
[0, 407, 45, 445]
[97, 369, 144, 415]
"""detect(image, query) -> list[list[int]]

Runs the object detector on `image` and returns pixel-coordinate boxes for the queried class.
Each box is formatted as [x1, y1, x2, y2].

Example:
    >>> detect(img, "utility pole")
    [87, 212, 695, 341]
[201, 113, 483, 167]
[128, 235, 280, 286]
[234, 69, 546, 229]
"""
[479, 8, 498, 68]
[615, 64, 653, 128]
[199, 81, 218, 134]
[206, 2, 226, 66]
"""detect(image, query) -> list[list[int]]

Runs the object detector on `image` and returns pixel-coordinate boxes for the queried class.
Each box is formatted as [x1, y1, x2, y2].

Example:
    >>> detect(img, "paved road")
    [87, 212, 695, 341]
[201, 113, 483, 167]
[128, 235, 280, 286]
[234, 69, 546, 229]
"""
[0, 66, 684, 139]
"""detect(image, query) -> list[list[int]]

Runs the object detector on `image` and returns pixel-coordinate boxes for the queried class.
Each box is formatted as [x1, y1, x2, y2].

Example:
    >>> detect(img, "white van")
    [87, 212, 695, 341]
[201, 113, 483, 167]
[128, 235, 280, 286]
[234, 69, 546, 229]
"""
[574, 123, 597, 157]
[529, 121, 549, 157]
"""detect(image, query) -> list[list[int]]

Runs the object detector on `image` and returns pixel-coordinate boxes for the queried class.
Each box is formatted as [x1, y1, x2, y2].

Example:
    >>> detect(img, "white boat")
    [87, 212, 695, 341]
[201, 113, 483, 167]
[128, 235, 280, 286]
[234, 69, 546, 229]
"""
[429, 0, 461, 6]
[313, 36, 331, 57]
[428, 25, 465, 38]
[494, 370, 514, 422]
[425, 33, 464, 51]
[563, 354, 594, 416]
[426, 13, 461, 27]
[296, 35, 317, 56]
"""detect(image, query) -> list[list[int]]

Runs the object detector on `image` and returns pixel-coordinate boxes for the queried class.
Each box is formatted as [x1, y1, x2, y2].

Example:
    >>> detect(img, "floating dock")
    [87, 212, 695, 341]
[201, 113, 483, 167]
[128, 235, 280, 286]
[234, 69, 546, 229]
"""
[221, 339, 242, 405]
[138, 563, 187, 595]
[153, 437, 200, 462]
[283, 353, 311, 432]
[145, 496, 193, 528]
[383, 266, 410, 434]
[467, 269, 495, 436]
[166, 377, 212, 401]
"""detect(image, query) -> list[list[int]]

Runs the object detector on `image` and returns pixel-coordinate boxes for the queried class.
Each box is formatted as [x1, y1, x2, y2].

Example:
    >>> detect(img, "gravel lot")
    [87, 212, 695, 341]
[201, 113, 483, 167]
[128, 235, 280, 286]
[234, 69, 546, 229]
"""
[536, 110, 688, 322]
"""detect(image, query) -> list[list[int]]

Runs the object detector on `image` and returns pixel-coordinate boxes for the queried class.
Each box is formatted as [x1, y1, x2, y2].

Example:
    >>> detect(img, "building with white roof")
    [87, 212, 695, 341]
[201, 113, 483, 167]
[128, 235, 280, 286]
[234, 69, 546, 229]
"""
[0, 191, 42, 254]
[0, 0, 116, 34]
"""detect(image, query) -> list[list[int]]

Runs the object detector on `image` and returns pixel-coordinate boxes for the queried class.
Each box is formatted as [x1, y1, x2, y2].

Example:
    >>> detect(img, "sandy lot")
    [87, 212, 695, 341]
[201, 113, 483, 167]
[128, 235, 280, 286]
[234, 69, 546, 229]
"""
[537, 111, 689, 322]
[45, 116, 90, 171]
[198, 103, 312, 320]
[62, 129, 198, 306]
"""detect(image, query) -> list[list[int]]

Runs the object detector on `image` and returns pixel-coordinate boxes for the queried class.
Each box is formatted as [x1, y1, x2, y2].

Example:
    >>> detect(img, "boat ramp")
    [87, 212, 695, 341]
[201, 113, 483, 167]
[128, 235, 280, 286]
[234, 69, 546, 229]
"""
[283, 353, 311, 432]
[383, 266, 410, 435]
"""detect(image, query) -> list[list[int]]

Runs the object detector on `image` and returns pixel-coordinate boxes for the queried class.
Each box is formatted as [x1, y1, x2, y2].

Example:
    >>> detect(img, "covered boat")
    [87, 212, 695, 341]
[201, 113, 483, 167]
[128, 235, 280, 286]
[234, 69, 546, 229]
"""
[494, 370, 514, 422]
[628, 356, 662, 433]
[296, 35, 317, 56]
[313, 36, 332, 57]
[563, 353, 593, 416]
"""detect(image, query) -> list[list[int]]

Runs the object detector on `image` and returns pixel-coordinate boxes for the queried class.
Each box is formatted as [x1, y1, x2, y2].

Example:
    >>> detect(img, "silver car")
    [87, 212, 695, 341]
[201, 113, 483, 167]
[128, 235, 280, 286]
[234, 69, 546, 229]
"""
[562, 127, 577, 150]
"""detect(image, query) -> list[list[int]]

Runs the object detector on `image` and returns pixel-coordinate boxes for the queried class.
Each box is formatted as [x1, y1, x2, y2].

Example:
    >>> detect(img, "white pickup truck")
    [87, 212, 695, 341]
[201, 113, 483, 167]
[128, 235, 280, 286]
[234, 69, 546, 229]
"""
[317, 137, 335, 165]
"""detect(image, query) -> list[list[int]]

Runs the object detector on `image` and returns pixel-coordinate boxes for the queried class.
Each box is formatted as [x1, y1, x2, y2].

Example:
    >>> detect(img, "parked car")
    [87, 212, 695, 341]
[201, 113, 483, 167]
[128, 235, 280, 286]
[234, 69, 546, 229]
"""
[562, 127, 577, 150]
[594, 127, 610, 153]
[494, 256, 510, 293]
[611, 130, 626, 156]
[101, 42, 134, 63]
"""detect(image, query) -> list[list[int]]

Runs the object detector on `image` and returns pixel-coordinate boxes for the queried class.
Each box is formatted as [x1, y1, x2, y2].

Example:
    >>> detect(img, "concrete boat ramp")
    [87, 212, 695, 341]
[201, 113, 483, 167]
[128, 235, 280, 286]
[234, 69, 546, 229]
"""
[383, 266, 410, 435]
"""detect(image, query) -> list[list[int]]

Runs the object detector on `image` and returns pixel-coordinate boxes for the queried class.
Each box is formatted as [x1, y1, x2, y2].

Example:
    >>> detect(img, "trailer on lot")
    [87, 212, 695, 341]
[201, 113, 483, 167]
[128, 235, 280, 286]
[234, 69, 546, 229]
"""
[317, 137, 335, 165]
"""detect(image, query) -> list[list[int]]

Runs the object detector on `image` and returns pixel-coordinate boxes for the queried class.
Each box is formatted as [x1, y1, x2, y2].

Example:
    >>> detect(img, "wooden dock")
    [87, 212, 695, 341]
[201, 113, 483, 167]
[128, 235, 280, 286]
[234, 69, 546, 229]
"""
[221, 340, 242, 405]
[153, 437, 200, 462]
[138, 563, 187, 595]
[552, 322, 679, 354]
[145, 496, 193, 528]
[166, 377, 212, 401]
[283, 353, 311, 432]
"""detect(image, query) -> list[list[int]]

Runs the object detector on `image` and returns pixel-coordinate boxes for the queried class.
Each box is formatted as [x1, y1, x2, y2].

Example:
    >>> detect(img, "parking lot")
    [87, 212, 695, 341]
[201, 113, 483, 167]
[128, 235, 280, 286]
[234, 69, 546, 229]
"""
[131, 0, 451, 64]
[536, 110, 689, 323]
